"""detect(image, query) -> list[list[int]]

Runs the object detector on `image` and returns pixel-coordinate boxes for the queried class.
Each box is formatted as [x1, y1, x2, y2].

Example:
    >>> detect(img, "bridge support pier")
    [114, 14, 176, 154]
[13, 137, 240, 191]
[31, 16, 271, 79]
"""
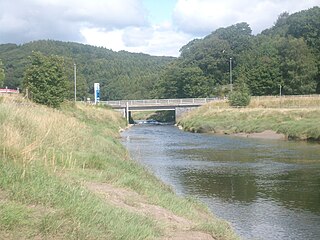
[126, 102, 129, 123]
[115, 107, 132, 124]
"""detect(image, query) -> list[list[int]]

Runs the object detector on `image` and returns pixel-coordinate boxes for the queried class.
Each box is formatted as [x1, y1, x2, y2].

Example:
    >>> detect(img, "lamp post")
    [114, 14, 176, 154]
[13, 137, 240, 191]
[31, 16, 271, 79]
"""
[229, 57, 233, 92]
[74, 63, 77, 102]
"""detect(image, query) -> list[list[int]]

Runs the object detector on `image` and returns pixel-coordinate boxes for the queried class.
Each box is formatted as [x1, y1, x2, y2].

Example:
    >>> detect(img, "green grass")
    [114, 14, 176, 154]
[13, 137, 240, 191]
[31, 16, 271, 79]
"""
[0, 95, 238, 240]
[0, 161, 158, 239]
[0, 201, 30, 231]
[178, 96, 320, 141]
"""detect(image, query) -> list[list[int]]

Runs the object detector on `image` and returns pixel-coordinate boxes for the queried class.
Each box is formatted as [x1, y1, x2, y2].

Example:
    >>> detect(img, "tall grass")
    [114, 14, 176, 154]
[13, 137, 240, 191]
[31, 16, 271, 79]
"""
[0, 96, 159, 239]
[250, 95, 320, 108]
[178, 96, 320, 141]
[0, 95, 238, 239]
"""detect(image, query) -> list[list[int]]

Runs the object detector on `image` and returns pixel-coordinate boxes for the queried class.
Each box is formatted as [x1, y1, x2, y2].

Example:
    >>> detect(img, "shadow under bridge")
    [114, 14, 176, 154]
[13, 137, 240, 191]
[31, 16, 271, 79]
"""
[100, 98, 220, 122]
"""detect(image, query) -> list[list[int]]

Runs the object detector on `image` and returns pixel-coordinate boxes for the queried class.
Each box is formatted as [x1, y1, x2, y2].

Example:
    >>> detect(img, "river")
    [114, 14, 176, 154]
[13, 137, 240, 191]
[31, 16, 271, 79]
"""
[121, 124, 320, 240]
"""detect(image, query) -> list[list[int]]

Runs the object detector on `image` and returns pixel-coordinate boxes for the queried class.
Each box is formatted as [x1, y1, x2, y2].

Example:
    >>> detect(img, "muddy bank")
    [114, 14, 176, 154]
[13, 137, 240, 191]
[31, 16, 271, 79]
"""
[231, 130, 287, 140]
[178, 125, 287, 141]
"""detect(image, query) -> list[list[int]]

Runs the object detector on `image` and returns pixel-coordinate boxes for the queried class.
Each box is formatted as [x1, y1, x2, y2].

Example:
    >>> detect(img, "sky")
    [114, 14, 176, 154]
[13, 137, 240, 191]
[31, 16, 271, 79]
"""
[0, 0, 319, 57]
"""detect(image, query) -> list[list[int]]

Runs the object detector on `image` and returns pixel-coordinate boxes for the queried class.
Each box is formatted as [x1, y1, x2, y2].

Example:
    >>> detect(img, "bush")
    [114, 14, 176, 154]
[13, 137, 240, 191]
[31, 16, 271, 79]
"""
[228, 91, 251, 107]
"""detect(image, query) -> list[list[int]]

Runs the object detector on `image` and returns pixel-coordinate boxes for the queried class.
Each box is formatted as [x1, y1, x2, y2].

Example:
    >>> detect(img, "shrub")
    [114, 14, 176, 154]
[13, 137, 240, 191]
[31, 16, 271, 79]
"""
[229, 91, 251, 107]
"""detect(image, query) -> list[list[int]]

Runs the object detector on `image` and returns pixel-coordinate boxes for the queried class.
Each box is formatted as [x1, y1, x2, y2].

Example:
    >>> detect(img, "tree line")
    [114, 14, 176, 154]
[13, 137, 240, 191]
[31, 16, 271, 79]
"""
[155, 7, 320, 99]
[0, 6, 319, 108]
[0, 40, 174, 101]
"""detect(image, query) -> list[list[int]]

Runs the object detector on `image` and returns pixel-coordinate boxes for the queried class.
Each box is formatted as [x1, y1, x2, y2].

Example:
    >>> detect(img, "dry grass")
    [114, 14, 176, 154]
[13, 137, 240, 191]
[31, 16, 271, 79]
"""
[178, 95, 320, 141]
[0, 96, 87, 170]
[0, 95, 239, 240]
[250, 95, 320, 108]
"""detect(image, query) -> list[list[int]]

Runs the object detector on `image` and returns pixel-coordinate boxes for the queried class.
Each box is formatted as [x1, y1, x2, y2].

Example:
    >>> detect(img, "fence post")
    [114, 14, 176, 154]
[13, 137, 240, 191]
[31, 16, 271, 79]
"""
[126, 102, 129, 123]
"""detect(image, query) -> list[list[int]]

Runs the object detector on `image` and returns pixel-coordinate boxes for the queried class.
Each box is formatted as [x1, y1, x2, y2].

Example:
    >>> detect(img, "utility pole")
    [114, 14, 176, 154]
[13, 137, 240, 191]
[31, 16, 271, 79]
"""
[229, 58, 233, 92]
[74, 63, 77, 102]
[279, 84, 282, 97]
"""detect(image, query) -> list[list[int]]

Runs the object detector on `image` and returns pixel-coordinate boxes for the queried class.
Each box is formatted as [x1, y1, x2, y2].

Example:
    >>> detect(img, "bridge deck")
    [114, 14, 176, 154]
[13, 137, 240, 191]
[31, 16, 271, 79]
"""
[101, 98, 221, 108]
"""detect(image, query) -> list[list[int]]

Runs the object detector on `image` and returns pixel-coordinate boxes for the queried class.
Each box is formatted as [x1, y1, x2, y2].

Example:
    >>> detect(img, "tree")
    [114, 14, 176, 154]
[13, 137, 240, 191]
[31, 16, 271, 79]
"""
[214, 22, 253, 54]
[0, 40, 174, 101]
[236, 35, 282, 95]
[228, 78, 251, 107]
[24, 52, 68, 108]
[0, 59, 4, 87]
[157, 62, 210, 98]
[277, 37, 318, 94]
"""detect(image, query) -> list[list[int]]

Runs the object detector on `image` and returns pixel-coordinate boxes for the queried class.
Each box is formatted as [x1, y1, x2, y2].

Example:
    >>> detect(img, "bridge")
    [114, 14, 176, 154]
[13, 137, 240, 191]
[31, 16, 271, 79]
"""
[100, 98, 222, 122]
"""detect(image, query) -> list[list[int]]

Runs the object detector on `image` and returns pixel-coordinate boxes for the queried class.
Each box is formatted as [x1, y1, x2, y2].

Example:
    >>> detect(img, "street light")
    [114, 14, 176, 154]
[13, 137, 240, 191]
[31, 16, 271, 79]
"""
[74, 63, 77, 102]
[229, 57, 233, 92]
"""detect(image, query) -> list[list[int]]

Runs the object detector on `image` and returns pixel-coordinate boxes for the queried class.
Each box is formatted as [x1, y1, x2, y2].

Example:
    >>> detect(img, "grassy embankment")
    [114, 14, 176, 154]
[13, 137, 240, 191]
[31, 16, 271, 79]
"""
[178, 96, 320, 141]
[0, 95, 238, 240]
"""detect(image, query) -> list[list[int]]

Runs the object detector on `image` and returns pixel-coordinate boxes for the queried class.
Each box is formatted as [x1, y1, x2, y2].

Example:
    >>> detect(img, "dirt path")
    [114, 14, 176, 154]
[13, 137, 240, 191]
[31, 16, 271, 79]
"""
[86, 182, 215, 240]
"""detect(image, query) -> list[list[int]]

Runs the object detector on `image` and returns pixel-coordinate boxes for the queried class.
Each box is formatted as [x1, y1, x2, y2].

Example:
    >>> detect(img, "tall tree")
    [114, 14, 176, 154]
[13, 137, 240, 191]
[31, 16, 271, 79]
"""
[24, 52, 68, 108]
[262, 7, 320, 93]
[236, 35, 282, 95]
[277, 37, 318, 94]
[157, 62, 210, 98]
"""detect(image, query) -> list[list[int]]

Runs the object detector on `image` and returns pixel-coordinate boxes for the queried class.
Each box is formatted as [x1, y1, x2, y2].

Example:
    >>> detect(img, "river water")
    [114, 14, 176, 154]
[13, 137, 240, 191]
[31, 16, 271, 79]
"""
[121, 125, 320, 240]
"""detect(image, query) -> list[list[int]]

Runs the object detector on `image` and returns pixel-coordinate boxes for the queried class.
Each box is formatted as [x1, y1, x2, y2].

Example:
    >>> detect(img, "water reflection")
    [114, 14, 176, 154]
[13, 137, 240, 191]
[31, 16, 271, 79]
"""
[178, 166, 320, 213]
[179, 169, 258, 202]
[121, 125, 320, 240]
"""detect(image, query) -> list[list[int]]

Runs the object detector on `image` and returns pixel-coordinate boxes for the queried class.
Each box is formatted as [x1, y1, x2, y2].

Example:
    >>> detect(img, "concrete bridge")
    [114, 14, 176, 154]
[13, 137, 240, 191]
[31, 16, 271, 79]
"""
[100, 98, 221, 122]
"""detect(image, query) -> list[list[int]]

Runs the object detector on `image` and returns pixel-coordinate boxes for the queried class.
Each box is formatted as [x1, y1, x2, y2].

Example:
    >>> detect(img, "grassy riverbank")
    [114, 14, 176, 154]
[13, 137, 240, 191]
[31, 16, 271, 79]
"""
[0, 95, 238, 240]
[178, 96, 320, 141]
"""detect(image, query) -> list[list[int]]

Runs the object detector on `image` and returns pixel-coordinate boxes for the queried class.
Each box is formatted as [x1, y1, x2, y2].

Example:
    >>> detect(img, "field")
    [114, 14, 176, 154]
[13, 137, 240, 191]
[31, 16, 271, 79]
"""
[178, 95, 320, 141]
[0, 95, 238, 240]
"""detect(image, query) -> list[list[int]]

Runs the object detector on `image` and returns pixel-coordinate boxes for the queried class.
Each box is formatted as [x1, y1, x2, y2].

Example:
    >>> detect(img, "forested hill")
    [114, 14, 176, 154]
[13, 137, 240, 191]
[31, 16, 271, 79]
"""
[1, 7, 319, 101]
[155, 6, 320, 98]
[0, 40, 174, 100]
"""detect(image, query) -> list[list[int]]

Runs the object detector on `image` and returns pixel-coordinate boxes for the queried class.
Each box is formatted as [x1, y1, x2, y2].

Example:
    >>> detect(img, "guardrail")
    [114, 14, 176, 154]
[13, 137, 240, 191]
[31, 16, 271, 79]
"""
[101, 97, 223, 107]
[0, 88, 20, 94]
[99, 95, 320, 108]
[251, 94, 320, 99]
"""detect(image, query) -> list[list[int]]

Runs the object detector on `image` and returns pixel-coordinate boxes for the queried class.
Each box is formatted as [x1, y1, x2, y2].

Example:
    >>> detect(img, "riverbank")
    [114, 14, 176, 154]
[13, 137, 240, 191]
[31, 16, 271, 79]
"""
[0, 95, 238, 240]
[178, 96, 320, 141]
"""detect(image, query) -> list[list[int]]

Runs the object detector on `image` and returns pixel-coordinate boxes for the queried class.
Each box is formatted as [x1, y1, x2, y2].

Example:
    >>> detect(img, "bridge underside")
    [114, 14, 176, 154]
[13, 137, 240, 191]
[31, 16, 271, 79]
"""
[101, 98, 220, 123]
[113, 105, 200, 123]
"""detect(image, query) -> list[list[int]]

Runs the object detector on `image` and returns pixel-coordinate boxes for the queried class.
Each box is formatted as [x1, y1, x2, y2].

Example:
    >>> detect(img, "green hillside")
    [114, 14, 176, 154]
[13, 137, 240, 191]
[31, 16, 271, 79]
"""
[155, 6, 320, 99]
[0, 40, 174, 100]
[0, 7, 319, 102]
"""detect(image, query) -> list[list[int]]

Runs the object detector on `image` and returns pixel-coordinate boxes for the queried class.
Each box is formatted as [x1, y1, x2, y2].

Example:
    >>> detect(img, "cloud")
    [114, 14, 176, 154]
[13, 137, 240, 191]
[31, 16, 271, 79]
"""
[173, 0, 320, 35]
[0, 0, 319, 56]
[122, 27, 154, 47]
[0, 0, 146, 43]
[80, 23, 193, 56]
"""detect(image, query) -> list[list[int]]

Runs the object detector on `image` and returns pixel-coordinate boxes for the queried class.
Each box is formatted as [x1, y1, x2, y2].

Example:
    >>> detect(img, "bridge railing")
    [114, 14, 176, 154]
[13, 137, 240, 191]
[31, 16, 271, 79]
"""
[101, 98, 222, 107]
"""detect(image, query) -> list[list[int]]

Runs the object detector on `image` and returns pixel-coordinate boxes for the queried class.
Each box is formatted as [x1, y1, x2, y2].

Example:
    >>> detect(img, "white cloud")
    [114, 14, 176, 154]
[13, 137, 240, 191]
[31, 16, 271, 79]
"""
[0, 0, 319, 56]
[173, 0, 320, 34]
[80, 27, 125, 51]
[81, 24, 193, 56]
